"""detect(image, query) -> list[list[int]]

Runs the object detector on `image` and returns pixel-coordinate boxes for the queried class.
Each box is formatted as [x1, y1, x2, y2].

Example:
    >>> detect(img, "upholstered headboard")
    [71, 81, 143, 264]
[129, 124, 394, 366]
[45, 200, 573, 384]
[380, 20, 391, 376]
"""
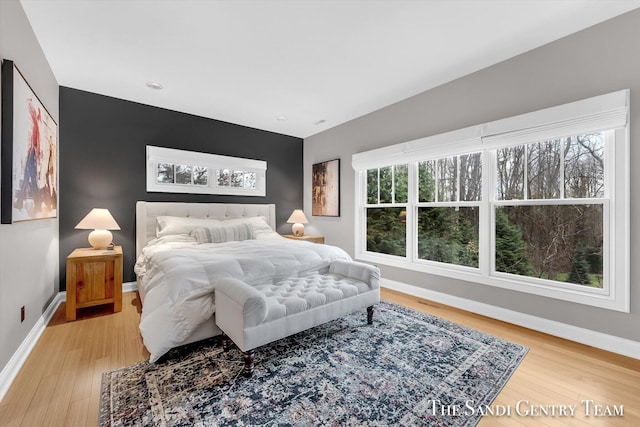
[136, 201, 276, 258]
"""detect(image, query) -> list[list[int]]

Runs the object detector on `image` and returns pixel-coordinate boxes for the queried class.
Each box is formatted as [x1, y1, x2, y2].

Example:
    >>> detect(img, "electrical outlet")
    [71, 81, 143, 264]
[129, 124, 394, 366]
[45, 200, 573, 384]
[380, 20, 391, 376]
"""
[21, 306, 25, 322]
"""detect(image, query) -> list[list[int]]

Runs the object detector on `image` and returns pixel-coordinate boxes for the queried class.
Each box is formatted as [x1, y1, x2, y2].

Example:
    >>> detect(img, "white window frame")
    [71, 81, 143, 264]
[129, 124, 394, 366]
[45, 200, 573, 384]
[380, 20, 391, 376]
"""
[352, 90, 629, 312]
[146, 146, 267, 196]
[412, 154, 483, 271]
[363, 164, 409, 258]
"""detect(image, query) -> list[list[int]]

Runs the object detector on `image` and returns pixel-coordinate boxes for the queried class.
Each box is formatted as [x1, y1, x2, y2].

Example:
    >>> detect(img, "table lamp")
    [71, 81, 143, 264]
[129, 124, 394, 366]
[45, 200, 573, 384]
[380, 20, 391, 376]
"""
[287, 209, 309, 237]
[75, 208, 121, 249]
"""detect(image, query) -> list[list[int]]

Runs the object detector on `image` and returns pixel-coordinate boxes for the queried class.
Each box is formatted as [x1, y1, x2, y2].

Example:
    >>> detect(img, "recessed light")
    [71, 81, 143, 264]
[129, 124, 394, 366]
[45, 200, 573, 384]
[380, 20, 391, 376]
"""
[146, 82, 163, 90]
[314, 119, 327, 125]
[277, 116, 287, 121]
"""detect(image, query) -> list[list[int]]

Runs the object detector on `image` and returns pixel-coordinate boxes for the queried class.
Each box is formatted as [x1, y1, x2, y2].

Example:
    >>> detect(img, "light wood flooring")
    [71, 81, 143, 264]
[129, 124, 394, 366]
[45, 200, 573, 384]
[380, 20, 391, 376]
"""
[0, 288, 638, 426]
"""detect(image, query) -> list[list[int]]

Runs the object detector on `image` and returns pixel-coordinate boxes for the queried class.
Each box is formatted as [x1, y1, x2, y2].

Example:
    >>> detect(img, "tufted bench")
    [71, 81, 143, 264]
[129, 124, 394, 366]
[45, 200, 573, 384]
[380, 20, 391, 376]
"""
[215, 259, 380, 376]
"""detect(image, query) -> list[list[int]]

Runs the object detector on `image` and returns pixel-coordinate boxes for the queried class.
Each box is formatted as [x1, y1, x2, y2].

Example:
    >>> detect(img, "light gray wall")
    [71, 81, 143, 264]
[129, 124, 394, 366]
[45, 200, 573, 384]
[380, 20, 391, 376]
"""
[304, 8, 640, 341]
[0, 0, 59, 373]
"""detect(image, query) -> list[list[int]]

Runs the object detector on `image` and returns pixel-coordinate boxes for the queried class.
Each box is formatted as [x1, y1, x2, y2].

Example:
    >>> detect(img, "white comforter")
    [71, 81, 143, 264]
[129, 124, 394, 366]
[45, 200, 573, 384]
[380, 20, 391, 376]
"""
[134, 236, 351, 362]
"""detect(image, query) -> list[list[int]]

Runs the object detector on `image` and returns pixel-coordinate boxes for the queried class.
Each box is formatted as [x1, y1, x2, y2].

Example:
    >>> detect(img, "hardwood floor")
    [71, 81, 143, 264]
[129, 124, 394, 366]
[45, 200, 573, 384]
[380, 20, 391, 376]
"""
[0, 292, 148, 427]
[0, 288, 638, 426]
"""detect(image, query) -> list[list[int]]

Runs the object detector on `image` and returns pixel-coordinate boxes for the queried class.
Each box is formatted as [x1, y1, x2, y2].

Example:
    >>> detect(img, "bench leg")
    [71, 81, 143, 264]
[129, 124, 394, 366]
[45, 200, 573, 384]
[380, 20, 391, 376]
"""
[221, 333, 232, 352]
[242, 350, 255, 377]
[367, 306, 374, 325]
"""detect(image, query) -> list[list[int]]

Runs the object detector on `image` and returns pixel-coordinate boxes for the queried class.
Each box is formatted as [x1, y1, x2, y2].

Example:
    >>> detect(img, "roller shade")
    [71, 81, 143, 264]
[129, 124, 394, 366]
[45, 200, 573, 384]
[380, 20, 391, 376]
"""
[352, 89, 629, 170]
[481, 89, 629, 147]
[352, 125, 481, 170]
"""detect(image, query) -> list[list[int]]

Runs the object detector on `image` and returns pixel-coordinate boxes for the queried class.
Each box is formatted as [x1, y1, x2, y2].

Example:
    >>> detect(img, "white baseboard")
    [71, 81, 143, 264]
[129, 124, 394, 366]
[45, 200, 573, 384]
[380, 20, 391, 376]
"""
[0, 291, 64, 402]
[382, 278, 640, 360]
[0, 281, 138, 402]
[122, 281, 138, 293]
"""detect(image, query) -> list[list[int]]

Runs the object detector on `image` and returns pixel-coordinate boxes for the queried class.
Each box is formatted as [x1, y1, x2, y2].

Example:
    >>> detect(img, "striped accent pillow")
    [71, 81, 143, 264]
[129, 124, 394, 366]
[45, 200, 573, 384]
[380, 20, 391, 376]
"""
[189, 223, 254, 244]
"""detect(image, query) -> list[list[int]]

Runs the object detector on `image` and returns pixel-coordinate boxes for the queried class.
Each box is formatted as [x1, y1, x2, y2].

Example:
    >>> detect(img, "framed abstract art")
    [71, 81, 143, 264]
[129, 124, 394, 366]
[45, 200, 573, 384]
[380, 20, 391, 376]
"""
[312, 158, 340, 217]
[1, 60, 58, 223]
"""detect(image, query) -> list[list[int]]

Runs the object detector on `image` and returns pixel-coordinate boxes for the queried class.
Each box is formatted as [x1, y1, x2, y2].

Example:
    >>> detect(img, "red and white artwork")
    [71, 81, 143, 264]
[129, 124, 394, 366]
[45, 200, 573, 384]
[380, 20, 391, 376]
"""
[10, 64, 57, 222]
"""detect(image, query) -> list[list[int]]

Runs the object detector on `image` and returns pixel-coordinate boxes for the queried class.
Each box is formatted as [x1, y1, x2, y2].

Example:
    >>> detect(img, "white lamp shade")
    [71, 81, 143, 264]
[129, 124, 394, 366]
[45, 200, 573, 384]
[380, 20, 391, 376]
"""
[75, 208, 120, 249]
[286, 209, 309, 224]
[75, 208, 121, 230]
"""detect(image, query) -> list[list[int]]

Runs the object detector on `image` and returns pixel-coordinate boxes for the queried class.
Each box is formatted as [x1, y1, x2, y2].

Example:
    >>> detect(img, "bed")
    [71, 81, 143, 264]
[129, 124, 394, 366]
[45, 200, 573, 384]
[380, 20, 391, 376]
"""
[134, 201, 352, 362]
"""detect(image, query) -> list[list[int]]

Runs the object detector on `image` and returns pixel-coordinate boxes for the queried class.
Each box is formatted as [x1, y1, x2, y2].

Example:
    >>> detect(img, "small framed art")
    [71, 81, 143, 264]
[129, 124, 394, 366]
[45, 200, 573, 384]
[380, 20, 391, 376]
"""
[312, 158, 340, 217]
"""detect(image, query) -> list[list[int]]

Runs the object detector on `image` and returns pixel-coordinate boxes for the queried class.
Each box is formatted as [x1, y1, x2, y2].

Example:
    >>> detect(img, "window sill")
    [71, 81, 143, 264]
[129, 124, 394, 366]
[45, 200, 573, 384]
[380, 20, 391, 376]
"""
[356, 252, 629, 312]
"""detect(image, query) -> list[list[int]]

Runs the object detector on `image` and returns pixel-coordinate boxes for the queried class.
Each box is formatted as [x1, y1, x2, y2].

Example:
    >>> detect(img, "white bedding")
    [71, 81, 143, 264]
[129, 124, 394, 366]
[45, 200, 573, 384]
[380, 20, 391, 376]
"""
[134, 236, 351, 362]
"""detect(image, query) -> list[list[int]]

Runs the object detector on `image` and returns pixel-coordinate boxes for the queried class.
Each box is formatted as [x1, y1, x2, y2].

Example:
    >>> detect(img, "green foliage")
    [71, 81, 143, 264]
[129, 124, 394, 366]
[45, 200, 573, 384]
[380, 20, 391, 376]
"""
[367, 165, 408, 204]
[495, 208, 534, 276]
[418, 161, 435, 202]
[568, 244, 591, 285]
[394, 165, 408, 203]
[367, 169, 377, 204]
[586, 248, 603, 275]
[417, 207, 479, 268]
[379, 166, 393, 203]
[366, 165, 408, 257]
[366, 207, 406, 257]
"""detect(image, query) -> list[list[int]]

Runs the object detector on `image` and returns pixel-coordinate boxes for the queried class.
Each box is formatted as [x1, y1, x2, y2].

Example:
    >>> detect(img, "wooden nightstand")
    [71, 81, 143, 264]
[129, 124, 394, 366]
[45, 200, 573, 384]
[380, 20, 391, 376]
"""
[282, 234, 325, 244]
[66, 246, 123, 321]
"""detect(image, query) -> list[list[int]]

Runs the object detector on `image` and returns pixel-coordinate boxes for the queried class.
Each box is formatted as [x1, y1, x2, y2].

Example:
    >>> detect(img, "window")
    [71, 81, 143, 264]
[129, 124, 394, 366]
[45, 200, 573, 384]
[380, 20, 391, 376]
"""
[352, 90, 629, 312]
[493, 133, 606, 289]
[417, 154, 481, 268]
[365, 164, 407, 257]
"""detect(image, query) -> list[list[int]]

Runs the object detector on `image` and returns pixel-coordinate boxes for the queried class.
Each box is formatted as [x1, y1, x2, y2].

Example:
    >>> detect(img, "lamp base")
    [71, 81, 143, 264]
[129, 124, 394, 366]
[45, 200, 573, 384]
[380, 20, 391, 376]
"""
[88, 229, 113, 250]
[292, 223, 305, 237]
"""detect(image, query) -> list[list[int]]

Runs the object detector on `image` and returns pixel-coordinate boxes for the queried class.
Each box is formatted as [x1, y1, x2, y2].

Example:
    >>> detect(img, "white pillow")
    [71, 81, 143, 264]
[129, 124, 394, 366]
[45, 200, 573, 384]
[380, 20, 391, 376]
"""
[189, 223, 254, 243]
[221, 216, 274, 237]
[156, 216, 221, 237]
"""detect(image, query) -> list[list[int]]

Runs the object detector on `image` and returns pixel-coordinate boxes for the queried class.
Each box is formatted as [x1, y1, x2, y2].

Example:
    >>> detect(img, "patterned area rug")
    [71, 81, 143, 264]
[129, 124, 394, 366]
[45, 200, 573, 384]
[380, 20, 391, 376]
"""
[100, 301, 527, 426]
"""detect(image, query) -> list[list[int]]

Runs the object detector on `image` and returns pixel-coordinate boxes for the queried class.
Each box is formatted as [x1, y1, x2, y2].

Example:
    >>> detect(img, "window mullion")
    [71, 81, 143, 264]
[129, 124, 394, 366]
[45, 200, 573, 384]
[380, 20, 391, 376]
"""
[391, 166, 396, 203]
[560, 138, 565, 199]
[377, 168, 380, 204]
[482, 150, 493, 277]
[456, 155, 461, 202]
[524, 146, 528, 200]
[493, 198, 604, 206]
[356, 170, 365, 257]
[407, 162, 418, 262]
[435, 159, 440, 203]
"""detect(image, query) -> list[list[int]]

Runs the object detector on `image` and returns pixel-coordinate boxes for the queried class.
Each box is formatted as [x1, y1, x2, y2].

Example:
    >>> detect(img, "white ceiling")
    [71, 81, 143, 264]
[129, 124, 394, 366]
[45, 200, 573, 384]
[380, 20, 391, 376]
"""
[20, 0, 640, 139]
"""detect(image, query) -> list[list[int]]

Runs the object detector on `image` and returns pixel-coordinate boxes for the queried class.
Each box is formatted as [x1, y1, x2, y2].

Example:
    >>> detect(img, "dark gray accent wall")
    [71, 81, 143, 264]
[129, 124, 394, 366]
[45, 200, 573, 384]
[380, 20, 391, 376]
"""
[59, 87, 303, 288]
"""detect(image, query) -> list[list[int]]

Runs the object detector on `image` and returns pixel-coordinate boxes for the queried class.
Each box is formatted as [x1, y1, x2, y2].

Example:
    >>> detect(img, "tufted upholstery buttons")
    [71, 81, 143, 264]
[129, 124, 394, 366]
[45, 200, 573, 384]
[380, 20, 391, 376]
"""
[253, 273, 371, 322]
